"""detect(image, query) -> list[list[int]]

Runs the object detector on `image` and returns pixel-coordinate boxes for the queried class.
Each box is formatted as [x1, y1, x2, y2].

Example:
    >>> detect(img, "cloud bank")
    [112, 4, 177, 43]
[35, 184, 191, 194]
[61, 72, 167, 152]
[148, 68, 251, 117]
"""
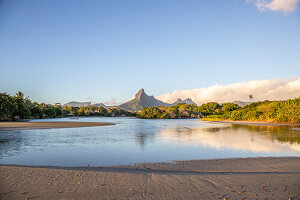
[156, 78, 300, 105]
[247, 0, 300, 13]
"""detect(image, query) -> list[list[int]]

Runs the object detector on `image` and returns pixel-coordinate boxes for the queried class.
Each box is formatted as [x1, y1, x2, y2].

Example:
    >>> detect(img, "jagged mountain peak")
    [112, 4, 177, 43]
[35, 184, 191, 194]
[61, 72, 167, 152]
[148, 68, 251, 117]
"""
[138, 88, 144, 94]
[120, 89, 166, 111]
[135, 88, 146, 100]
[170, 98, 197, 106]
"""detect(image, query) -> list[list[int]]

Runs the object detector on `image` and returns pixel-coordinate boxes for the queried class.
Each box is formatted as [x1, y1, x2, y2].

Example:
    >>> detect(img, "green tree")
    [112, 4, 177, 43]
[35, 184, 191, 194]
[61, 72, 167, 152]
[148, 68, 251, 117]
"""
[221, 103, 240, 112]
[0, 93, 16, 120]
[197, 102, 221, 115]
[249, 94, 254, 102]
[12, 91, 31, 119]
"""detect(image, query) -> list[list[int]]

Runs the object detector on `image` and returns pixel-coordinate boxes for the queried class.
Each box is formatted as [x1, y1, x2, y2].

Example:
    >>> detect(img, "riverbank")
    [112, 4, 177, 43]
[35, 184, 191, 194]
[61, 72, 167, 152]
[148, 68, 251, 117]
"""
[201, 119, 300, 126]
[0, 121, 115, 130]
[1, 157, 299, 200]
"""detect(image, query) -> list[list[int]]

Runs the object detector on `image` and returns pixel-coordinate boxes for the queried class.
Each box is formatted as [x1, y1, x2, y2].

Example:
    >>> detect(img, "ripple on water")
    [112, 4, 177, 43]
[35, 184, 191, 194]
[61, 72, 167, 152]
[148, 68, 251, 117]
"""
[0, 117, 299, 166]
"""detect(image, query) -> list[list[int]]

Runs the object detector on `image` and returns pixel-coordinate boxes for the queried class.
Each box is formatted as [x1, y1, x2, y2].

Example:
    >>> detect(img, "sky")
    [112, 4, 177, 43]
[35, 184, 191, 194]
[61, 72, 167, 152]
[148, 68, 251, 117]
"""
[0, 0, 299, 104]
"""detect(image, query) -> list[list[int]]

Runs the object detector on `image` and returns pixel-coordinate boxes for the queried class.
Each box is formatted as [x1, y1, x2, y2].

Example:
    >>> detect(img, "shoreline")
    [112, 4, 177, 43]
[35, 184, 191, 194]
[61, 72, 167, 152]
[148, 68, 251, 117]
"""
[1, 156, 300, 173]
[201, 119, 300, 126]
[0, 121, 115, 130]
[1, 157, 299, 199]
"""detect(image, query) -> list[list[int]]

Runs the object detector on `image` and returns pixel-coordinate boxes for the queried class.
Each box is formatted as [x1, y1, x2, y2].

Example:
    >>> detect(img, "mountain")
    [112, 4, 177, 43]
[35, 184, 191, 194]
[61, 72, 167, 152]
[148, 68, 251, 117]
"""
[232, 101, 252, 107]
[63, 101, 107, 108]
[170, 98, 197, 106]
[93, 103, 107, 108]
[119, 89, 167, 111]
[63, 101, 92, 107]
[64, 89, 197, 111]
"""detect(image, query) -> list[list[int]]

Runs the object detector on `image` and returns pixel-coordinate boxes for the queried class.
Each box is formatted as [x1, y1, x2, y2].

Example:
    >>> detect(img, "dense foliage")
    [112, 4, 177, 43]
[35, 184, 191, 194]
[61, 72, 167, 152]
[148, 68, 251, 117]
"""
[2, 91, 299, 123]
[138, 102, 242, 119]
[138, 98, 300, 123]
[138, 103, 199, 119]
[0, 92, 135, 121]
[62, 105, 135, 117]
[203, 97, 300, 123]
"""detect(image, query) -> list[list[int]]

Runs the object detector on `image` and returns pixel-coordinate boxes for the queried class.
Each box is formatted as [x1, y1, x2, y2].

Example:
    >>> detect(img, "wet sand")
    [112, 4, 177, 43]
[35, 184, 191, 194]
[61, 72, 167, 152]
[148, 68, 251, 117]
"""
[1, 157, 299, 200]
[202, 119, 300, 126]
[0, 121, 115, 130]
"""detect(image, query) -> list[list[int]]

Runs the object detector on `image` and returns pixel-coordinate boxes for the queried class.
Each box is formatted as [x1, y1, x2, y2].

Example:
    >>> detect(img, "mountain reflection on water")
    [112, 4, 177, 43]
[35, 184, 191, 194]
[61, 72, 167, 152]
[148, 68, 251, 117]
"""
[0, 118, 299, 166]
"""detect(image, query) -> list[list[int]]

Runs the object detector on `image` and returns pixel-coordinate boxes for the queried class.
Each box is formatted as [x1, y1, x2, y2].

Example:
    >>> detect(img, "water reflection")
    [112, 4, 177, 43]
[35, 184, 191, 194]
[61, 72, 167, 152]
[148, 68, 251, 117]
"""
[231, 124, 300, 145]
[135, 133, 154, 149]
[0, 118, 299, 166]
[159, 124, 300, 153]
[0, 130, 25, 158]
[133, 121, 156, 149]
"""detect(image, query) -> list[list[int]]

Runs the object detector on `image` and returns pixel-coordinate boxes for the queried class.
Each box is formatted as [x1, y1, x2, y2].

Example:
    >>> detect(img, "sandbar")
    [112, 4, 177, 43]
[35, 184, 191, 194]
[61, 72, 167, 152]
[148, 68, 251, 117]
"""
[0, 121, 115, 130]
[0, 157, 299, 200]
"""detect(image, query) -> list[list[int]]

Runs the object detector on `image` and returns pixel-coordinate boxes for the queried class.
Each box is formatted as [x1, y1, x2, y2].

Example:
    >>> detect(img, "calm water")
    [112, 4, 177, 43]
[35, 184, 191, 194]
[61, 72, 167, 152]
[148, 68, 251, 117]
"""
[0, 117, 299, 166]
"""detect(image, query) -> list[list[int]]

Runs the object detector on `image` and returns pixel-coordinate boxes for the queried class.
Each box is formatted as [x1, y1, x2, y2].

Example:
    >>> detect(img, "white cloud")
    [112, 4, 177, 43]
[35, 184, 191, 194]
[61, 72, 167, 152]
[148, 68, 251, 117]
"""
[247, 0, 300, 13]
[156, 78, 300, 105]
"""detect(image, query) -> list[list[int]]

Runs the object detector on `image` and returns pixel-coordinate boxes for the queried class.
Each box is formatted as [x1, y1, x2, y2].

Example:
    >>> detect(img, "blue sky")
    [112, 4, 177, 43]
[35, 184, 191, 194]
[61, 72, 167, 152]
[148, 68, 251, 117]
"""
[0, 0, 299, 104]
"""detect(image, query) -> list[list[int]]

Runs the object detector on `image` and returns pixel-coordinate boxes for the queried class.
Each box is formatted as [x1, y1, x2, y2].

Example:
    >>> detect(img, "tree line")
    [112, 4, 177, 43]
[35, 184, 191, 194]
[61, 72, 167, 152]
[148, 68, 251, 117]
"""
[1, 91, 299, 123]
[0, 91, 136, 121]
[203, 97, 300, 123]
[137, 102, 240, 119]
[138, 97, 300, 123]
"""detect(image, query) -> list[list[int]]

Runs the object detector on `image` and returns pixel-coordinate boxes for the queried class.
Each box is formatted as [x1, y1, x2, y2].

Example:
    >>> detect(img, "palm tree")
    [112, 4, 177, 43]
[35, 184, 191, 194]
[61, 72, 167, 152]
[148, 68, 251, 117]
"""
[249, 94, 254, 102]
[16, 91, 24, 99]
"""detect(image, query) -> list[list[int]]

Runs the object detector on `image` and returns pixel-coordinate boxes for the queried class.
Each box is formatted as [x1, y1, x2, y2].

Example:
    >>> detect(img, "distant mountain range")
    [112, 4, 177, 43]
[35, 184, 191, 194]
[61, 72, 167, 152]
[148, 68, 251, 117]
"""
[119, 89, 197, 111]
[231, 101, 251, 107]
[63, 101, 92, 107]
[63, 89, 250, 111]
[63, 89, 197, 111]
[170, 98, 197, 106]
[63, 101, 107, 108]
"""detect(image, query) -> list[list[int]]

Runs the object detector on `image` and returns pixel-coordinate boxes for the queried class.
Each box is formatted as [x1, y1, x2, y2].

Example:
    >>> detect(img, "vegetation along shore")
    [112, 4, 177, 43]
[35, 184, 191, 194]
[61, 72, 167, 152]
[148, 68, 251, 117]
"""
[0, 91, 136, 121]
[1, 91, 299, 123]
[138, 97, 300, 123]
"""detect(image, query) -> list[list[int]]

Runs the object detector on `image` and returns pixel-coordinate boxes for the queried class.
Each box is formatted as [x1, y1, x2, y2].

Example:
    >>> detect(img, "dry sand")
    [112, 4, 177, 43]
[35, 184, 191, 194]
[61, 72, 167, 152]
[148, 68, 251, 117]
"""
[0, 121, 115, 130]
[1, 157, 299, 200]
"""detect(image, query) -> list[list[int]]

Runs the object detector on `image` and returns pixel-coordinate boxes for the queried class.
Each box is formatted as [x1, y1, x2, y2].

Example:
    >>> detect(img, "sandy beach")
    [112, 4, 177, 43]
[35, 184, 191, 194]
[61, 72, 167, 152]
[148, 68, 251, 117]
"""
[1, 157, 299, 200]
[0, 121, 115, 130]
